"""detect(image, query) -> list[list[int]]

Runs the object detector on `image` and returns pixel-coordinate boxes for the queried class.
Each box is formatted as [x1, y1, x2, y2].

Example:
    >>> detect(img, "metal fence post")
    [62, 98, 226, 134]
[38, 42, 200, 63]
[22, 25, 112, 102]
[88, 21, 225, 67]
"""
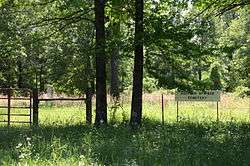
[161, 94, 164, 125]
[217, 101, 219, 122]
[177, 101, 179, 122]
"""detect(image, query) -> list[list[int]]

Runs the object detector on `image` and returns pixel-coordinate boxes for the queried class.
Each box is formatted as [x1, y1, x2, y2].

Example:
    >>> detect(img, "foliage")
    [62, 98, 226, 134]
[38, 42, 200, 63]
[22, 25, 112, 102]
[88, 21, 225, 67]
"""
[143, 75, 158, 93]
[0, 0, 249, 96]
[210, 63, 222, 90]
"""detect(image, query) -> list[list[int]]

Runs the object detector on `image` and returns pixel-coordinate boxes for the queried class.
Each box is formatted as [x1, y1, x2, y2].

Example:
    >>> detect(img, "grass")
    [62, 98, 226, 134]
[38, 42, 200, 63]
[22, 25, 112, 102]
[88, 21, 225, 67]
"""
[0, 94, 249, 165]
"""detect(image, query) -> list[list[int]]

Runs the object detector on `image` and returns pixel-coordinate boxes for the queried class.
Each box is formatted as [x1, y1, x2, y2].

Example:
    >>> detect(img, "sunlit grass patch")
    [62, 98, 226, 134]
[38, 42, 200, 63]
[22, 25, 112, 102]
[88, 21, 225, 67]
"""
[0, 94, 249, 165]
[1, 122, 250, 165]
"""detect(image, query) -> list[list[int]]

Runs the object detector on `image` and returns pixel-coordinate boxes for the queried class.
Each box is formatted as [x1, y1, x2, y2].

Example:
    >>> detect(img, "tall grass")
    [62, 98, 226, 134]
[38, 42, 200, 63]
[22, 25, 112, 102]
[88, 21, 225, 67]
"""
[1, 121, 250, 165]
[0, 93, 249, 165]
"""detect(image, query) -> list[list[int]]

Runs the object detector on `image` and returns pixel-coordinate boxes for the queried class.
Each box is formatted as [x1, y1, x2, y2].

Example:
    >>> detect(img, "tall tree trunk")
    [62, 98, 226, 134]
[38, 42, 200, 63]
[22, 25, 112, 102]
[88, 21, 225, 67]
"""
[85, 53, 94, 124]
[197, 59, 202, 81]
[226, 53, 233, 92]
[110, 0, 120, 101]
[130, 0, 144, 126]
[17, 60, 23, 88]
[110, 22, 120, 101]
[39, 65, 45, 92]
[95, 0, 107, 125]
[198, 69, 202, 81]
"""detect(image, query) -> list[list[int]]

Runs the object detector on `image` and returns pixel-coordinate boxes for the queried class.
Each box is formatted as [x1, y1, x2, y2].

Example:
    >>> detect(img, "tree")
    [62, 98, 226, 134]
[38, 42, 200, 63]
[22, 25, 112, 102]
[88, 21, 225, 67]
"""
[109, 0, 121, 101]
[215, 8, 250, 94]
[95, 0, 107, 125]
[130, 0, 144, 126]
[210, 64, 222, 90]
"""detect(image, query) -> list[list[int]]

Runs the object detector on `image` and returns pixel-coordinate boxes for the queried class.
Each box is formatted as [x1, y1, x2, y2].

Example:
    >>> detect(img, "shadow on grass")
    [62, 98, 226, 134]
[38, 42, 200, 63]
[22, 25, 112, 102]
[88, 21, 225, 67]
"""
[1, 120, 250, 165]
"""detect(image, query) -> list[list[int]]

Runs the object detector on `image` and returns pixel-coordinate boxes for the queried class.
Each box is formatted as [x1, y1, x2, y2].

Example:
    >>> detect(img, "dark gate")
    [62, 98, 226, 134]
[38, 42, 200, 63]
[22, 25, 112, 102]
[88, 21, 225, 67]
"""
[0, 88, 32, 125]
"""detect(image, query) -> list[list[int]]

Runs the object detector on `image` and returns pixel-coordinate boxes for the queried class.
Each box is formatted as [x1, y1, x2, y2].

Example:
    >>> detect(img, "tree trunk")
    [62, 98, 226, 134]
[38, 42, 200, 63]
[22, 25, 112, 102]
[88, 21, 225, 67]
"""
[95, 0, 107, 125]
[17, 60, 23, 88]
[130, 0, 144, 126]
[39, 65, 45, 92]
[198, 69, 202, 81]
[85, 51, 94, 124]
[110, 22, 120, 101]
[110, 0, 120, 101]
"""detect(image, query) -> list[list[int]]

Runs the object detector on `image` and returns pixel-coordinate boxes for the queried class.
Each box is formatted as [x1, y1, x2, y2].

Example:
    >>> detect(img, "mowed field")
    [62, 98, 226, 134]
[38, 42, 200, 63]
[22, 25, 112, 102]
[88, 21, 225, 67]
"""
[0, 93, 249, 165]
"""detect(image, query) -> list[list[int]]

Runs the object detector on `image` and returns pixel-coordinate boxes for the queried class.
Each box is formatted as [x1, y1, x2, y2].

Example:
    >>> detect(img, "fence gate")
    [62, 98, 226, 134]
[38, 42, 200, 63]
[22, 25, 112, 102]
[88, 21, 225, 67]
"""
[0, 88, 32, 125]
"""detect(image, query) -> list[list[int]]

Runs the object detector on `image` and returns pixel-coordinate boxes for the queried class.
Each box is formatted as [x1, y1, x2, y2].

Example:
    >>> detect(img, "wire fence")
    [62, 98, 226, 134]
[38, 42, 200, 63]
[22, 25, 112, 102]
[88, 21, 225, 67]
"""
[0, 90, 249, 125]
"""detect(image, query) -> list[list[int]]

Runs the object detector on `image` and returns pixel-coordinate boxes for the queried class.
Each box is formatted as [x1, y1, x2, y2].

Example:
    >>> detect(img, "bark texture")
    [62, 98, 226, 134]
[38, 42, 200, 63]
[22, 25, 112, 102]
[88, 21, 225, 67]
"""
[110, 21, 120, 100]
[95, 0, 107, 125]
[130, 0, 144, 126]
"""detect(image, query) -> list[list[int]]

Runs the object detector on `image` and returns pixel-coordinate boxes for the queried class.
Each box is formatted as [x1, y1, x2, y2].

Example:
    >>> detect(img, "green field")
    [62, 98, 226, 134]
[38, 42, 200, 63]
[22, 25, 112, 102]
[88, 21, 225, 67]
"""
[0, 94, 249, 165]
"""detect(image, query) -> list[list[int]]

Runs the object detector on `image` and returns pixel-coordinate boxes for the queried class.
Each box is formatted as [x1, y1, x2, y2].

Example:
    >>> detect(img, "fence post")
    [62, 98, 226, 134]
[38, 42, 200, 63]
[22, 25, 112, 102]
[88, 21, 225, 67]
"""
[177, 101, 179, 122]
[29, 91, 32, 125]
[33, 88, 39, 126]
[85, 88, 92, 124]
[7, 89, 11, 126]
[161, 94, 164, 125]
[216, 101, 219, 122]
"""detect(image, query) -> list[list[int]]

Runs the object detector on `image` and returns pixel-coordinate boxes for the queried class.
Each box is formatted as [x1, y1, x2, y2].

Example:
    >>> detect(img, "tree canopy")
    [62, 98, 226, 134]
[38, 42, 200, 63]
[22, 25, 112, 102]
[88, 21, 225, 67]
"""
[0, 0, 249, 124]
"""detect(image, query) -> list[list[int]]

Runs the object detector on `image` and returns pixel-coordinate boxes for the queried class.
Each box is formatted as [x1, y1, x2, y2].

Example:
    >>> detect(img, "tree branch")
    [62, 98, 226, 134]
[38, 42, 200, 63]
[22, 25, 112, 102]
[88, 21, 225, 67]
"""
[23, 16, 85, 46]
[23, 9, 94, 29]
[216, 0, 250, 16]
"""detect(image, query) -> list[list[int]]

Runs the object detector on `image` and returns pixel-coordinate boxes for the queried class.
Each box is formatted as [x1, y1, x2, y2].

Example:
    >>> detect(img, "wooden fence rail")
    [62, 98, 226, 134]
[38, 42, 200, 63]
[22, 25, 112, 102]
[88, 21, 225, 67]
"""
[0, 88, 32, 126]
[39, 98, 86, 101]
[32, 89, 86, 126]
[0, 88, 86, 126]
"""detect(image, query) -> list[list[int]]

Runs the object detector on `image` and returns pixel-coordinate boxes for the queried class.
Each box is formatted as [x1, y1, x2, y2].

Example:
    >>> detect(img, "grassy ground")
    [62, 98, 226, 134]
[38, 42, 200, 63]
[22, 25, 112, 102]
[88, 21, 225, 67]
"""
[0, 94, 249, 165]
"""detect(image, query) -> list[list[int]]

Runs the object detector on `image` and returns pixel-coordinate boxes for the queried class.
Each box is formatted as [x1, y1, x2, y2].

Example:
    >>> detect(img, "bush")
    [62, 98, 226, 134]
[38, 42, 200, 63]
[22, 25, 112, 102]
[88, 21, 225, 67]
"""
[234, 85, 250, 97]
[143, 76, 158, 93]
[210, 64, 222, 90]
